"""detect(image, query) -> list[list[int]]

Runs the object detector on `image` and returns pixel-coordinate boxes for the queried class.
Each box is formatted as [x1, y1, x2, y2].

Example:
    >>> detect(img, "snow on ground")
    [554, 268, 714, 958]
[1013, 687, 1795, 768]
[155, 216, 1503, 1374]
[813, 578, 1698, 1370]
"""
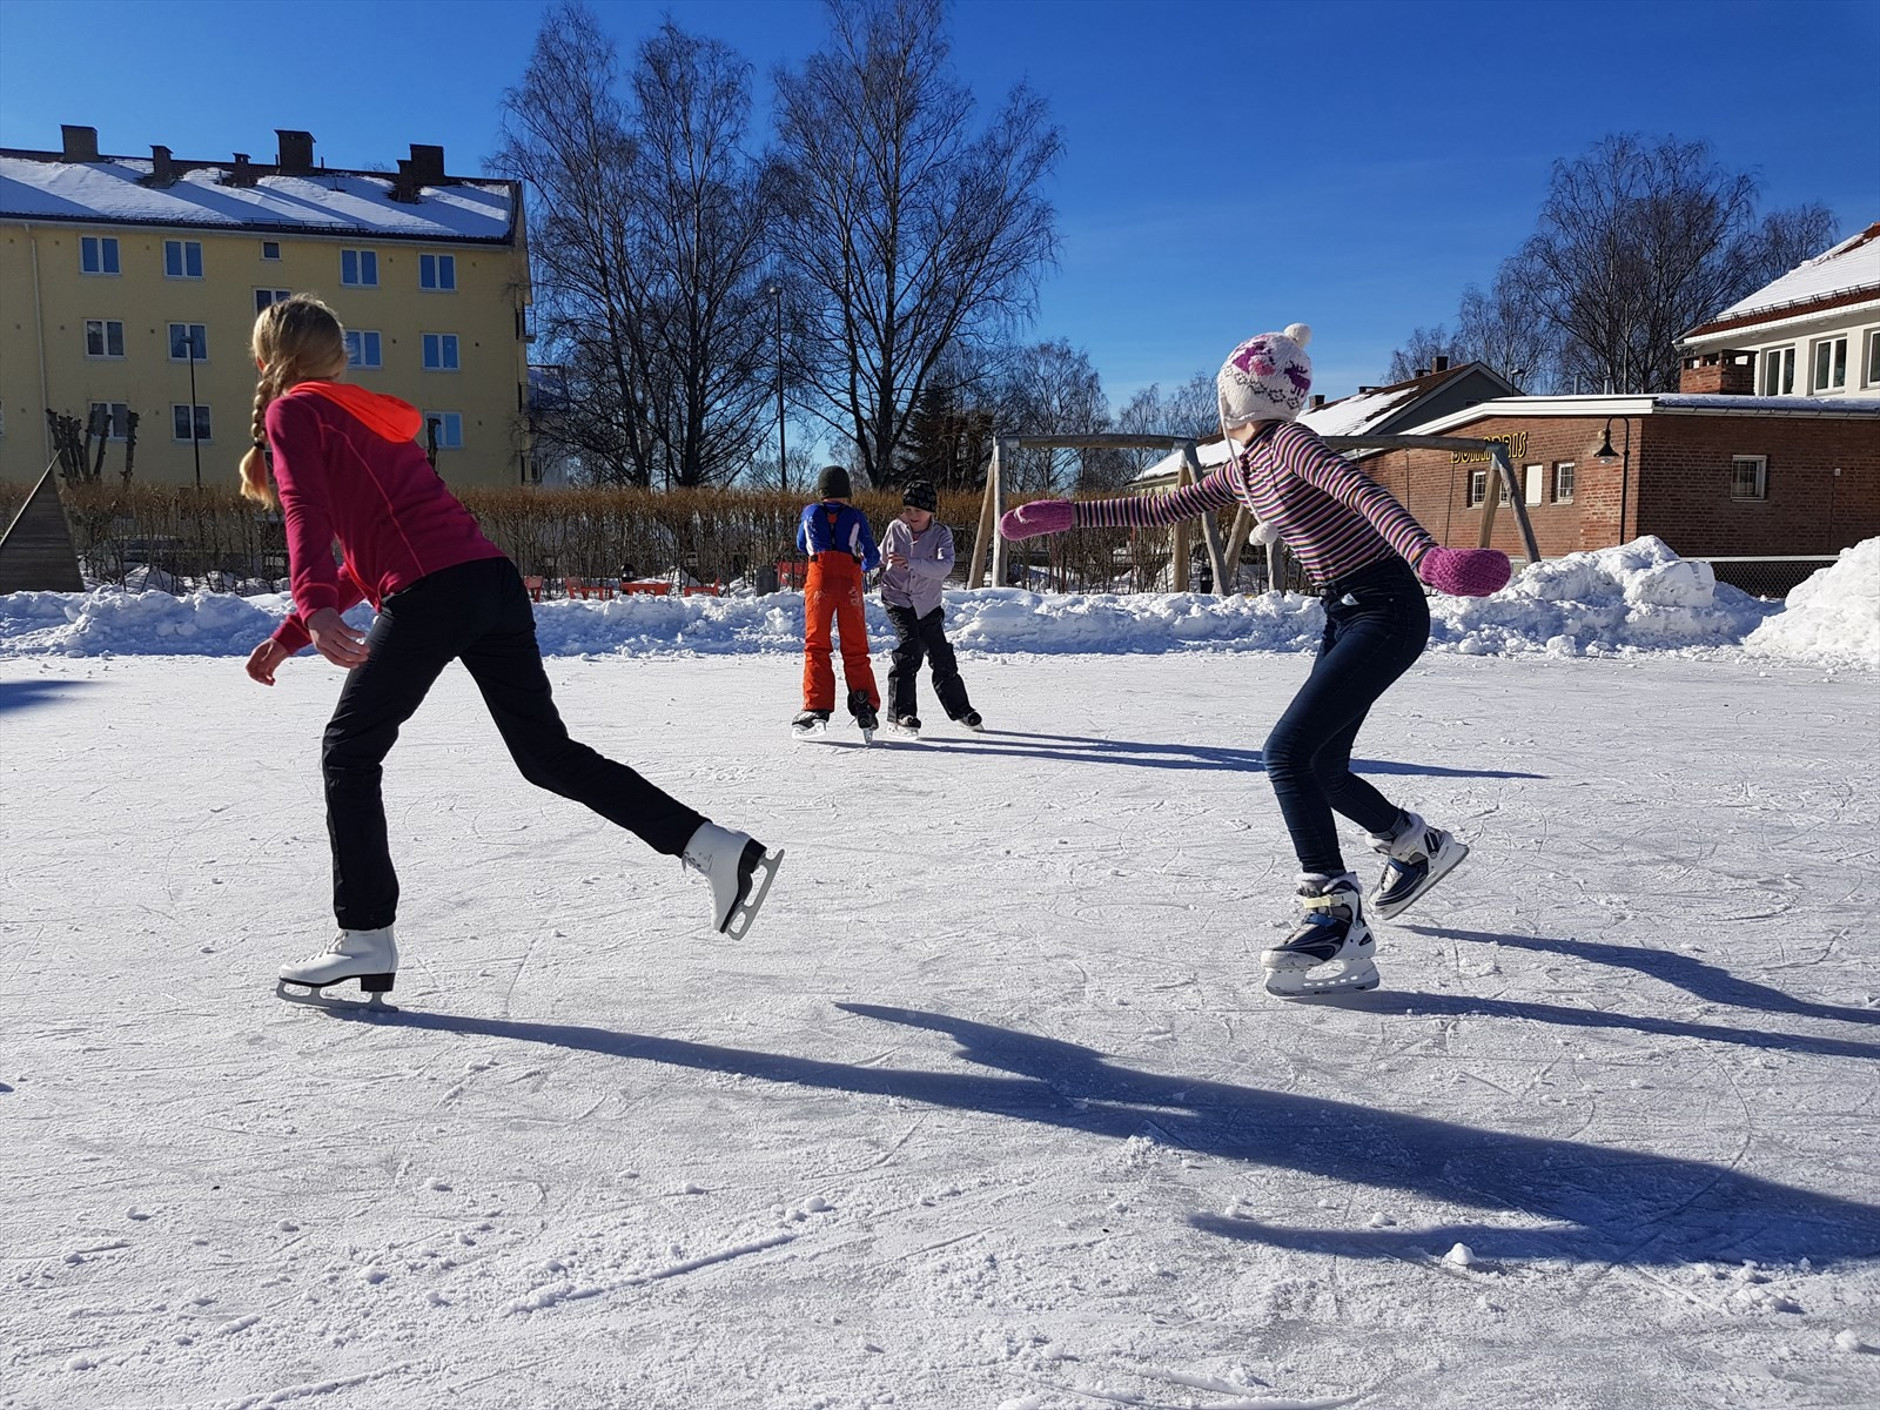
[6, 536, 1873, 668]
[3, 541, 1878, 1408]
[5, 644, 1880, 1408]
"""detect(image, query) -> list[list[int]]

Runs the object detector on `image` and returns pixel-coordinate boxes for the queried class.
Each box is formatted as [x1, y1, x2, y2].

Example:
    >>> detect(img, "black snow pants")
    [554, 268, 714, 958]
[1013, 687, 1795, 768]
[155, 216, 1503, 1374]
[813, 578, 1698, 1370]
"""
[884, 603, 973, 721]
[321, 556, 705, 930]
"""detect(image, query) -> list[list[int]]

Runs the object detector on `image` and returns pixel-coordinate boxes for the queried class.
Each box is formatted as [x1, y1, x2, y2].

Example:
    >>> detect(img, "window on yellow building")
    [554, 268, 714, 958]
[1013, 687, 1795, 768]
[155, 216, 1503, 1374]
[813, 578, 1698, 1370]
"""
[422, 411, 463, 449]
[85, 320, 125, 358]
[255, 288, 293, 314]
[164, 240, 203, 278]
[81, 236, 120, 275]
[345, 330, 382, 368]
[168, 324, 207, 361]
[172, 404, 212, 443]
[341, 249, 378, 287]
[420, 253, 456, 290]
[422, 334, 459, 371]
[88, 402, 131, 440]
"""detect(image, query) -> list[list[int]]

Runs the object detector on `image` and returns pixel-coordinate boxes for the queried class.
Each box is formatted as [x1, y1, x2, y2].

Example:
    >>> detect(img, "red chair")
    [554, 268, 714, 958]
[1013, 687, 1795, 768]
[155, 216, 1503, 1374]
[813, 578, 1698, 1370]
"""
[522, 575, 544, 602]
[563, 575, 589, 600]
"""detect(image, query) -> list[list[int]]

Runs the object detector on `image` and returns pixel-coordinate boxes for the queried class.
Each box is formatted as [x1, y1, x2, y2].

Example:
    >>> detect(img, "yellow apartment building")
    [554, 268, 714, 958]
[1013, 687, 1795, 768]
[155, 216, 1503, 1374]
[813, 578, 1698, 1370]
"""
[0, 125, 532, 490]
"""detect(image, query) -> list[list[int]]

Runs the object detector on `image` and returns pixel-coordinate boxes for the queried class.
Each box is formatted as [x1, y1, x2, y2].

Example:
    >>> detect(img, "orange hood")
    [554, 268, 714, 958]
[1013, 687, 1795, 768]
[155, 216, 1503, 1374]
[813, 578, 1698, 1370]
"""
[288, 381, 423, 443]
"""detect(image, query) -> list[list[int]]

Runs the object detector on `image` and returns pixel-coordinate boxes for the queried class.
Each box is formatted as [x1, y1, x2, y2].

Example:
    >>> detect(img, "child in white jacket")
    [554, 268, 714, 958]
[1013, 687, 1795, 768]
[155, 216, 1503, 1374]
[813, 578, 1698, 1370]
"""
[878, 481, 982, 736]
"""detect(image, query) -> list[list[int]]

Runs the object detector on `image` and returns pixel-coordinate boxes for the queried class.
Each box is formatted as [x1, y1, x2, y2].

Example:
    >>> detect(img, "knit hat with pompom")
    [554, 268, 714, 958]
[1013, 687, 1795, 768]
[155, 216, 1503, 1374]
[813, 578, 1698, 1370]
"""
[1218, 324, 1314, 430]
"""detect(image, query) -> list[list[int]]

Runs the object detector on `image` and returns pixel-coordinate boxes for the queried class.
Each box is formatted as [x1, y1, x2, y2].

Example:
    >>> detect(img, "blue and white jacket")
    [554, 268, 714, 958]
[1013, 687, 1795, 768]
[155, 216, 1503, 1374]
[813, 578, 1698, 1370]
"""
[797, 500, 881, 571]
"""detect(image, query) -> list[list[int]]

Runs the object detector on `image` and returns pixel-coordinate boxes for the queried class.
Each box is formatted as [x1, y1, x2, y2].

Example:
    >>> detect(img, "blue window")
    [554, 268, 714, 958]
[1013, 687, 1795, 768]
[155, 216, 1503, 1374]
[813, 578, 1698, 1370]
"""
[345, 330, 383, 369]
[255, 288, 292, 314]
[168, 323, 208, 360]
[341, 248, 379, 287]
[81, 236, 120, 274]
[164, 239, 203, 278]
[85, 319, 125, 358]
[172, 404, 212, 442]
[420, 253, 456, 290]
[261, 241, 281, 260]
[422, 411, 463, 449]
[422, 333, 459, 371]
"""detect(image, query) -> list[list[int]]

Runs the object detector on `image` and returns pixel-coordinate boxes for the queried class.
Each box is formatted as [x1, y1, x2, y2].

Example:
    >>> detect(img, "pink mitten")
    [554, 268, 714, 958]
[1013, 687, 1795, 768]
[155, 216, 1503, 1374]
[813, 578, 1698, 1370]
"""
[998, 499, 1075, 541]
[1416, 546, 1511, 597]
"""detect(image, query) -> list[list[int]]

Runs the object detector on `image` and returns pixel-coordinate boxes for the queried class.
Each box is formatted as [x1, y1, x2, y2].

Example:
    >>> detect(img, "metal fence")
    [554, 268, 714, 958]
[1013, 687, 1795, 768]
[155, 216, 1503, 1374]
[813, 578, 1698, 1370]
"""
[1692, 556, 1842, 600]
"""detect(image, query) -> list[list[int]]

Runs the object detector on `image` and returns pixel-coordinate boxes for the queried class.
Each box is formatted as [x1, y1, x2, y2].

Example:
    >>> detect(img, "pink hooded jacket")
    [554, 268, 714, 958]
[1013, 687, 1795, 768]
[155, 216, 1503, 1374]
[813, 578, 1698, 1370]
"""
[264, 382, 505, 653]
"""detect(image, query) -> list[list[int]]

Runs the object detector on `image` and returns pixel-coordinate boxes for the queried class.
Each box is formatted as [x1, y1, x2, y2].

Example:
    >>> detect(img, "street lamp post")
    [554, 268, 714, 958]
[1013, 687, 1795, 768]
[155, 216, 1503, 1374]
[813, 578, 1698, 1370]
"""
[766, 283, 786, 494]
[183, 326, 202, 490]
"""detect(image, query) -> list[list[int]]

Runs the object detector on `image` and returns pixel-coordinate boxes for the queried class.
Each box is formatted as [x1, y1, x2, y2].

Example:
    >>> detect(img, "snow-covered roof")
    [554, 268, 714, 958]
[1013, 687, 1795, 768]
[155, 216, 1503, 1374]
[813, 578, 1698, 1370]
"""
[1687, 222, 1880, 334]
[1133, 363, 1505, 482]
[1403, 392, 1880, 438]
[0, 154, 517, 242]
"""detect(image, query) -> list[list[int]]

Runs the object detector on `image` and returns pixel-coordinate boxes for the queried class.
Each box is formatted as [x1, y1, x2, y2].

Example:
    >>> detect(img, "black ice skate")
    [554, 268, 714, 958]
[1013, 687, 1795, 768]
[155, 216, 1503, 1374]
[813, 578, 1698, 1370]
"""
[957, 710, 985, 732]
[1370, 812, 1469, 920]
[1261, 874, 1378, 997]
[847, 690, 879, 744]
[791, 708, 831, 739]
[888, 712, 922, 737]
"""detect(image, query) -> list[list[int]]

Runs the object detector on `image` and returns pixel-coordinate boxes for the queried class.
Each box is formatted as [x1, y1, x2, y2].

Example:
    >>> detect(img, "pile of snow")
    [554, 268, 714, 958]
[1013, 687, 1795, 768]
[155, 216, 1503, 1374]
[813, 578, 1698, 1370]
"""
[1745, 536, 1880, 669]
[2, 537, 1870, 668]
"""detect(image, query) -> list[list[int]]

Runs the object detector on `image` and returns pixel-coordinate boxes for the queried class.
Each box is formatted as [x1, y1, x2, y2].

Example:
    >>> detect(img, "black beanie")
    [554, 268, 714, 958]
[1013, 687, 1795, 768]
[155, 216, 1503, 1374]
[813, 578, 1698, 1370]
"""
[901, 480, 938, 513]
[817, 465, 852, 499]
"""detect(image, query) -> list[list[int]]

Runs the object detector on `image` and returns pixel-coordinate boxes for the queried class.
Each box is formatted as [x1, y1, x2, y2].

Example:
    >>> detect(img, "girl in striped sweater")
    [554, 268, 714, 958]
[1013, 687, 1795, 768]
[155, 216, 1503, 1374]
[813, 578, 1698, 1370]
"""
[999, 324, 1510, 997]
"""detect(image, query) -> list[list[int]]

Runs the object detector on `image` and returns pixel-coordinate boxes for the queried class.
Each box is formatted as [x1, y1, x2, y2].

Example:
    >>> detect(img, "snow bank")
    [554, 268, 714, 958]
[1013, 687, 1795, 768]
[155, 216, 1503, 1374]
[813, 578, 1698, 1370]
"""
[1745, 535, 1880, 669]
[4, 537, 1871, 667]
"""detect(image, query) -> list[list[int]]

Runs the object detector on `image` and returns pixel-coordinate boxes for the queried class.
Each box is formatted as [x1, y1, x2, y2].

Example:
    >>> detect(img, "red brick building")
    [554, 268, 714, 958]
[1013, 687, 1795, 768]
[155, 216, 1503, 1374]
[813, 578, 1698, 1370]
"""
[1357, 372, 1880, 572]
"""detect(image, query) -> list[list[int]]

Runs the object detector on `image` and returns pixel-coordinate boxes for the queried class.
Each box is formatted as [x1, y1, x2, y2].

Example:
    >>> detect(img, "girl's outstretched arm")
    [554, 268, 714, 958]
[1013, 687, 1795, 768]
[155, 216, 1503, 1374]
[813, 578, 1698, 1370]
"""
[1001, 471, 1238, 540]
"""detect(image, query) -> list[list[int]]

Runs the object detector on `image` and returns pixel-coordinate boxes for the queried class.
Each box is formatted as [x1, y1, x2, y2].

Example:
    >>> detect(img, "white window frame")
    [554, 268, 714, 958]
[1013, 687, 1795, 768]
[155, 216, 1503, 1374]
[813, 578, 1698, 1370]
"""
[345, 330, 383, 369]
[1553, 461, 1575, 503]
[1730, 455, 1768, 501]
[85, 319, 125, 359]
[88, 402, 131, 440]
[1523, 463, 1544, 506]
[1866, 330, 1880, 389]
[419, 253, 457, 291]
[422, 333, 460, 371]
[81, 235, 120, 275]
[255, 288, 293, 314]
[422, 410, 463, 450]
[171, 403, 213, 443]
[163, 239, 204, 279]
[168, 323, 208, 361]
[1811, 335, 1848, 393]
[341, 248, 379, 287]
[1467, 468, 1488, 508]
[1760, 345, 1795, 396]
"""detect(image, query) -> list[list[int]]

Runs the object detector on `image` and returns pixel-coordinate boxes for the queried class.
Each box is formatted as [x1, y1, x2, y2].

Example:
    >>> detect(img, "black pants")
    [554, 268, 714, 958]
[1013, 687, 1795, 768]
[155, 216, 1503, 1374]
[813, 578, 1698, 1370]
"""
[1262, 556, 1429, 877]
[884, 604, 972, 720]
[322, 556, 706, 930]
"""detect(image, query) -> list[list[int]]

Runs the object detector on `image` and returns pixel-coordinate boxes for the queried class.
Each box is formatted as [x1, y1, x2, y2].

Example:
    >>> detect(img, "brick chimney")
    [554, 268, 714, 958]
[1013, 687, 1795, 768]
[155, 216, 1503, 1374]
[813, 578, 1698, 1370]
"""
[60, 124, 99, 162]
[275, 129, 315, 175]
[389, 158, 422, 203]
[1432, 354, 1450, 373]
[145, 145, 176, 187]
[1679, 349, 1756, 395]
[408, 143, 447, 186]
[226, 152, 256, 188]
[1309, 394, 1326, 410]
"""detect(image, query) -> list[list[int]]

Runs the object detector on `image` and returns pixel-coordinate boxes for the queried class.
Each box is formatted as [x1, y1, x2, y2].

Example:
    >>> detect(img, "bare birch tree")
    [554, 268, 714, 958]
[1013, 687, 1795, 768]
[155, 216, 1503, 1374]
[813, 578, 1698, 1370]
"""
[496, 5, 777, 487]
[772, 0, 1062, 487]
[1504, 134, 1836, 393]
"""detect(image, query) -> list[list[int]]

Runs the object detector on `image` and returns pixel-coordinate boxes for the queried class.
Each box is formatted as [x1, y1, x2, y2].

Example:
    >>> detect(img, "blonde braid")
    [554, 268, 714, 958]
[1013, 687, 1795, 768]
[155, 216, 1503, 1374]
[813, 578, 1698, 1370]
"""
[238, 362, 283, 507]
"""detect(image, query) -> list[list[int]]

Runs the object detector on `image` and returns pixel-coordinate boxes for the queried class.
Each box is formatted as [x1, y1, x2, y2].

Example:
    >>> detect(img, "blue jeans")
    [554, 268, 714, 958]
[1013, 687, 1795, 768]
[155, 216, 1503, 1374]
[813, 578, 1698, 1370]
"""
[1263, 556, 1429, 877]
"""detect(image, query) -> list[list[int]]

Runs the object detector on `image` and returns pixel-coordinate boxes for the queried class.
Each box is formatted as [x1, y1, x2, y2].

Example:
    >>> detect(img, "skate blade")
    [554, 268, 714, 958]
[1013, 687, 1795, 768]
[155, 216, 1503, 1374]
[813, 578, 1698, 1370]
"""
[720, 846, 783, 941]
[1374, 840, 1470, 920]
[789, 722, 830, 741]
[1264, 964, 1380, 998]
[275, 979, 398, 1013]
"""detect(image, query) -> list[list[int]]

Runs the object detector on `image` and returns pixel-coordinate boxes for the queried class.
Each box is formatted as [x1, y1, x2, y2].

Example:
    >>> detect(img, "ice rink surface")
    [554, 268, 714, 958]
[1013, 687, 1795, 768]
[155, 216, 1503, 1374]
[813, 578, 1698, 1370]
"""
[4, 650, 1878, 1409]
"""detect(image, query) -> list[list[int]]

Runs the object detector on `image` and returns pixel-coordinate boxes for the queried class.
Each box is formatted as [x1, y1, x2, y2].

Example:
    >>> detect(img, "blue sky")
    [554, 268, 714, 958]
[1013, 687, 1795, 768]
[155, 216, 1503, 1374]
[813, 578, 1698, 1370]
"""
[3, 0, 1876, 410]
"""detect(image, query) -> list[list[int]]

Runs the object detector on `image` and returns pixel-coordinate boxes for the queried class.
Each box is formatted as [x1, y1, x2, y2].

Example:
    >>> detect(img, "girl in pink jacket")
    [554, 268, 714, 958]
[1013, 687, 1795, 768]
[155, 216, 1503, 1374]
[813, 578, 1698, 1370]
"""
[240, 296, 779, 1005]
